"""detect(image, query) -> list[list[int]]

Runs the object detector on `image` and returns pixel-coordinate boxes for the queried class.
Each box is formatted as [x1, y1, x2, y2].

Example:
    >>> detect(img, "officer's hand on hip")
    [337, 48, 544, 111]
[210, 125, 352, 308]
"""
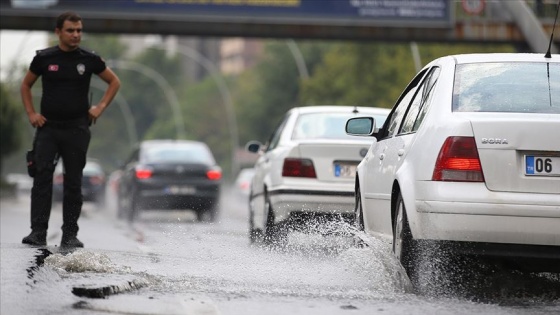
[28, 113, 46, 128]
[88, 105, 104, 125]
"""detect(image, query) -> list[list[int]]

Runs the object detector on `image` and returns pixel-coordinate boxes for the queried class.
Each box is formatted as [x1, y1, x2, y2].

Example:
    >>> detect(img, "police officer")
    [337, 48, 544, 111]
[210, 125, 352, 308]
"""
[20, 11, 121, 248]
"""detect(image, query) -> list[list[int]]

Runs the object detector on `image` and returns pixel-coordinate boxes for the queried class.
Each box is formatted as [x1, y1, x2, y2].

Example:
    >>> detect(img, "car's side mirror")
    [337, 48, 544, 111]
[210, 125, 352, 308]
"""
[346, 117, 377, 136]
[245, 141, 263, 153]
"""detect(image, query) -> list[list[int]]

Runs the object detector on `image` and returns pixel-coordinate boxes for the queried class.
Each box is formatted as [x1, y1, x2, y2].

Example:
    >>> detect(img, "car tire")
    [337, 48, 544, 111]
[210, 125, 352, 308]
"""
[393, 192, 421, 289]
[196, 201, 217, 223]
[263, 193, 287, 248]
[353, 187, 367, 247]
[127, 189, 140, 222]
[95, 192, 106, 209]
[248, 195, 261, 244]
[117, 191, 126, 219]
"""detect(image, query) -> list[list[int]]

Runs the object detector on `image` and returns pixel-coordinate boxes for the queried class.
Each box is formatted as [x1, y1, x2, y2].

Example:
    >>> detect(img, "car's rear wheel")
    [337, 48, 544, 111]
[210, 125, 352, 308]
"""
[127, 189, 140, 222]
[95, 192, 106, 208]
[116, 189, 127, 219]
[393, 192, 420, 288]
[263, 193, 287, 247]
[196, 200, 217, 222]
[353, 187, 366, 247]
[248, 194, 261, 244]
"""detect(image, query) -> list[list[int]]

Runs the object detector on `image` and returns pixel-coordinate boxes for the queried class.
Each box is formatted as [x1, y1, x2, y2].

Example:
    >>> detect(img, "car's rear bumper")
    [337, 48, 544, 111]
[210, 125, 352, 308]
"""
[268, 189, 354, 222]
[137, 195, 219, 210]
[135, 183, 220, 210]
[413, 211, 560, 246]
[408, 181, 560, 246]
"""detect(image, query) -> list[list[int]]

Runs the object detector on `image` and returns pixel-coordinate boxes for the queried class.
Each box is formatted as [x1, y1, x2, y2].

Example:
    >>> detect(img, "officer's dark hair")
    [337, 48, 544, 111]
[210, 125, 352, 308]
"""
[56, 11, 82, 30]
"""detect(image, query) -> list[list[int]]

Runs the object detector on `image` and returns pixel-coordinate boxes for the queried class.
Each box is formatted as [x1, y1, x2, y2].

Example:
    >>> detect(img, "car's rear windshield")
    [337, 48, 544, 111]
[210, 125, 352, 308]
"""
[292, 112, 388, 140]
[83, 162, 103, 175]
[453, 62, 560, 113]
[143, 145, 215, 164]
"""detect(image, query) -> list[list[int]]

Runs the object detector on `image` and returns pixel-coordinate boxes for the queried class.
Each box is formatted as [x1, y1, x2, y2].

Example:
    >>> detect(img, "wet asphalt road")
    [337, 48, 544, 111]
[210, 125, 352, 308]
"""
[1, 187, 559, 315]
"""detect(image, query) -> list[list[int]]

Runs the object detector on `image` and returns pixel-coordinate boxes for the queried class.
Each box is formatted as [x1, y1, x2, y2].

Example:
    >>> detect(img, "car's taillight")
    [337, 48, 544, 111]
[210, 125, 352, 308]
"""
[282, 158, 317, 178]
[135, 166, 153, 179]
[54, 174, 63, 184]
[89, 175, 104, 185]
[432, 136, 484, 182]
[207, 169, 222, 180]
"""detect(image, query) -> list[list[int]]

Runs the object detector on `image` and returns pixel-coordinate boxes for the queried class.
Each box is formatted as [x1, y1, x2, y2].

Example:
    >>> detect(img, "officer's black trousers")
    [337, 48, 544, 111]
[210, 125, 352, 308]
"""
[30, 124, 90, 237]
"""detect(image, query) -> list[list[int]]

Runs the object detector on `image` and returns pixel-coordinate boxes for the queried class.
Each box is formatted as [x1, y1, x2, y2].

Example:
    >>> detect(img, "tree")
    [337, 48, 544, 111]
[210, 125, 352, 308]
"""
[299, 42, 515, 110]
[0, 83, 23, 175]
[233, 40, 333, 145]
[300, 43, 417, 110]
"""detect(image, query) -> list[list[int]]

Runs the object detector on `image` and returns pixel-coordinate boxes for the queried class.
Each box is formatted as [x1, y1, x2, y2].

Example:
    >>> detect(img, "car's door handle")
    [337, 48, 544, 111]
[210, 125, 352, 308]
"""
[379, 153, 385, 160]
[398, 149, 405, 156]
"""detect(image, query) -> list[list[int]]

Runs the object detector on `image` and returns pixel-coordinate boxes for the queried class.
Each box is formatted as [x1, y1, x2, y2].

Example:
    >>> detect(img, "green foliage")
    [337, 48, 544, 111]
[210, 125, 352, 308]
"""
[82, 34, 127, 60]
[119, 48, 183, 139]
[87, 45, 184, 170]
[300, 42, 515, 111]
[0, 83, 23, 174]
[233, 40, 334, 145]
[417, 43, 516, 63]
[147, 74, 235, 175]
[0, 33, 519, 180]
[301, 43, 416, 109]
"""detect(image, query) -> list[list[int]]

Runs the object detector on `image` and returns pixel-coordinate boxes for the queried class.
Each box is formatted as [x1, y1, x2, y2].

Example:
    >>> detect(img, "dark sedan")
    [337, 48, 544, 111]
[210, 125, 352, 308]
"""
[117, 140, 222, 222]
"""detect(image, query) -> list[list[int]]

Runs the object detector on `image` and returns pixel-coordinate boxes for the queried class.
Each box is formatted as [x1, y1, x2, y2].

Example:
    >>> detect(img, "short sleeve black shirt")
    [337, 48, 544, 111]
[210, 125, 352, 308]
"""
[29, 46, 106, 121]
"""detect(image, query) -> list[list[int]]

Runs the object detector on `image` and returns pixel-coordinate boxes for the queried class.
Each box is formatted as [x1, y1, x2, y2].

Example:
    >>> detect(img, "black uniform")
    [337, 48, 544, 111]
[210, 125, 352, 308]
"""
[28, 45, 106, 239]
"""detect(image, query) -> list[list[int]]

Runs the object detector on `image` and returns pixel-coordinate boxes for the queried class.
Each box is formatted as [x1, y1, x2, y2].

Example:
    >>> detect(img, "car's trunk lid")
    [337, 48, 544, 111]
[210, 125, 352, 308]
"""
[297, 140, 371, 182]
[149, 163, 209, 180]
[470, 114, 560, 194]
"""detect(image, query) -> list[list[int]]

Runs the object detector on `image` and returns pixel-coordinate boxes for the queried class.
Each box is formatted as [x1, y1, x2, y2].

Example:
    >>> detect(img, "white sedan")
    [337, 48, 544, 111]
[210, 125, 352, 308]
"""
[346, 53, 560, 288]
[247, 106, 390, 245]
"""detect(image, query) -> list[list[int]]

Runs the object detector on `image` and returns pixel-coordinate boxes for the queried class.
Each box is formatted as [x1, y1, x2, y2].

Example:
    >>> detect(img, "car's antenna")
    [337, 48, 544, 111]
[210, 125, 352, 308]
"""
[545, 0, 560, 58]
[352, 106, 359, 114]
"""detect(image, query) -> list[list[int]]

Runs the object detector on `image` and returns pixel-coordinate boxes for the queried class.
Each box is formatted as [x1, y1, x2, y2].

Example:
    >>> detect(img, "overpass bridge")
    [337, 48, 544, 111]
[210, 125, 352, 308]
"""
[0, 0, 558, 53]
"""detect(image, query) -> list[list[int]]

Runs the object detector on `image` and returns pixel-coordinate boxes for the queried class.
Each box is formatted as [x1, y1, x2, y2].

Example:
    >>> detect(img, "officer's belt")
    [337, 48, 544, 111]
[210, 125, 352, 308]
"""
[45, 117, 89, 129]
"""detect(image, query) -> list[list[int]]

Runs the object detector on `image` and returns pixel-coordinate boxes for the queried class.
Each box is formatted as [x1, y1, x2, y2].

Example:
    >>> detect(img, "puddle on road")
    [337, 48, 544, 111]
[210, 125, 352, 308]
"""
[17, 216, 559, 314]
[148, 218, 413, 303]
[147, 217, 560, 311]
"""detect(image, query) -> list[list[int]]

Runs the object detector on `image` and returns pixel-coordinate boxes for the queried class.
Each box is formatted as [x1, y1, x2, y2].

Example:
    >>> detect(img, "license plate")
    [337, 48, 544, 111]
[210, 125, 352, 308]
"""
[334, 163, 357, 178]
[167, 185, 196, 194]
[525, 155, 560, 176]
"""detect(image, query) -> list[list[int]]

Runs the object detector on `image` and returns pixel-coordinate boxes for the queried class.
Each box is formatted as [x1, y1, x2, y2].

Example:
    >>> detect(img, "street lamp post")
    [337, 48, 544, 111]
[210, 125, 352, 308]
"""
[90, 80, 138, 147]
[107, 59, 186, 140]
[162, 44, 240, 178]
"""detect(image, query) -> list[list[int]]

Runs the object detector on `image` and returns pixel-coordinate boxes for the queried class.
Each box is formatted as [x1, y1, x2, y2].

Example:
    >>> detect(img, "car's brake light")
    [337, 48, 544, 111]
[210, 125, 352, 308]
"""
[54, 174, 64, 184]
[282, 158, 317, 178]
[135, 166, 153, 179]
[89, 175, 104, 185]
[207, 169, 222, 180]
[433, 136, 484, 182]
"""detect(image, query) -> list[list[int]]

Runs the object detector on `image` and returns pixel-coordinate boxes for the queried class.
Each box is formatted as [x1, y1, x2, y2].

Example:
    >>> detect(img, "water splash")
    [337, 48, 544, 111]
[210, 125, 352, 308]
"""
[44, 250, 131, 273]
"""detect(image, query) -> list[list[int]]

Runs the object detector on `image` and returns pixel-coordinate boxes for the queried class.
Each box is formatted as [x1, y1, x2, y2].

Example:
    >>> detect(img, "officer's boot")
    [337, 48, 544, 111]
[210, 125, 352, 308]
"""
[22, 230, 47, 246]
[60, 234, 84, 248]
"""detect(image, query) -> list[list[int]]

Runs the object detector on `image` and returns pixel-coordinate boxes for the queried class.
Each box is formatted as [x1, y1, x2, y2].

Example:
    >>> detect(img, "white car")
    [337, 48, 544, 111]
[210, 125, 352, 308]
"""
[346, 53, 560, 287]
[233, 168, 255, 200]
[246, 105, 390, 245]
